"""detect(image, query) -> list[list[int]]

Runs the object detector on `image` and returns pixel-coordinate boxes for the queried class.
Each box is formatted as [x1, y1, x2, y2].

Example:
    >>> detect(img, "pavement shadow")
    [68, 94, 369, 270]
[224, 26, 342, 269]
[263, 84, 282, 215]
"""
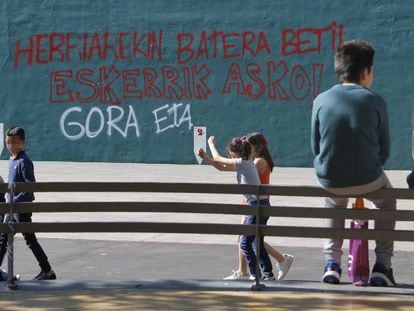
[1, 279, 413, 310]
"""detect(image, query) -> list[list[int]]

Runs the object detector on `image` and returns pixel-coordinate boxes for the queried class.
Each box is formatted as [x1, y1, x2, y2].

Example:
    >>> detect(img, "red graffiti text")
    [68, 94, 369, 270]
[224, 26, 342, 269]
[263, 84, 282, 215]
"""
[221, 61, 324, 101]
[13, 31, 164, 68]
[281, 21, 344, 56]
[50, 64, 211, 104]
[176, 30, 271, 64]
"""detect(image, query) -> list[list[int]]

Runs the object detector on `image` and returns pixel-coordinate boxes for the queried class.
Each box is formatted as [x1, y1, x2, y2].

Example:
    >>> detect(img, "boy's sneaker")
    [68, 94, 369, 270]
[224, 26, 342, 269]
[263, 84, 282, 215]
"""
[0, 268, 20, 282]
[223, 270, 249, 280]
[0, 269, 9, 281]
[33, 270, 57, 281]
[370, 262, 396, 287]
[0, 268, 7, 281]
[277, 254, 294, 280]
[322, 260, 342, 284]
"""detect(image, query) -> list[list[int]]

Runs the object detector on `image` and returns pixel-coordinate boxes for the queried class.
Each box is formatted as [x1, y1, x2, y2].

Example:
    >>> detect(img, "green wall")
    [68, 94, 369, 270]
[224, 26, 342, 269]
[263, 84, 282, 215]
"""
[1, 0, 413, 168]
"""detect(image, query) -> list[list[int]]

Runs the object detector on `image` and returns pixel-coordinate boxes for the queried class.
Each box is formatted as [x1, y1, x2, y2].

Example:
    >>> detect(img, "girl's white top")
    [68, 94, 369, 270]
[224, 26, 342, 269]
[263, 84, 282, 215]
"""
[234, 158, 267, 203]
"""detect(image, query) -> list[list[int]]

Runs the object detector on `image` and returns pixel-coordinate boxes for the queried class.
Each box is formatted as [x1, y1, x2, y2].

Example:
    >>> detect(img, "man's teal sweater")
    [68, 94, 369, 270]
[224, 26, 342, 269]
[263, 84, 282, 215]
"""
[311, 84, 390, 188]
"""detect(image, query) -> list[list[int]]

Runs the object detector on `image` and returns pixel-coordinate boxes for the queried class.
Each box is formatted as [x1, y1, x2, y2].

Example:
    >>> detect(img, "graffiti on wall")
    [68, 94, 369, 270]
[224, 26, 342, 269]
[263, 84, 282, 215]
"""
[12, 21, 344, 140]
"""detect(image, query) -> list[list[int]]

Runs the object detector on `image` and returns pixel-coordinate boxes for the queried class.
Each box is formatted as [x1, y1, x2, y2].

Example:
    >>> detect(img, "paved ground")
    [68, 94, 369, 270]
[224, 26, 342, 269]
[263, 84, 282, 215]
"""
[1, 240, 414, 310]
[0, 161, 413, 310]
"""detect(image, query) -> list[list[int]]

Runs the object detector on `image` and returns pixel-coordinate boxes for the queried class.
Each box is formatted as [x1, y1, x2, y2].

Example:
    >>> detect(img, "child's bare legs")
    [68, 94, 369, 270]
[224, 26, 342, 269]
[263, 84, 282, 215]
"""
[228, 243, 294, 281]
[239, 242, 283, 273]
[239, 242, 294, 280]
[238, 240, 289, 281]
[224, 216, 294, 280]
[264, 242, 285, 262]
[238, 236, 249, 275]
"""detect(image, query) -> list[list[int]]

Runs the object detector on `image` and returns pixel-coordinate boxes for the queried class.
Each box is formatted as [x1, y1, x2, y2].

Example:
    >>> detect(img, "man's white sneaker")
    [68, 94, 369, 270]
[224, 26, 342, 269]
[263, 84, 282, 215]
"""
[223, 270, 250, 280]
[277, 254, 294, 280]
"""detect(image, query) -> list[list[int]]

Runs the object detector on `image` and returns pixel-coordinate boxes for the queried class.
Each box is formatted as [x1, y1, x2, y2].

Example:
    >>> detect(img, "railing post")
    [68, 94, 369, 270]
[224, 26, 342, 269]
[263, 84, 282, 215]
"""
[7, 182, 17, 290]
[251, 185, 265, 290]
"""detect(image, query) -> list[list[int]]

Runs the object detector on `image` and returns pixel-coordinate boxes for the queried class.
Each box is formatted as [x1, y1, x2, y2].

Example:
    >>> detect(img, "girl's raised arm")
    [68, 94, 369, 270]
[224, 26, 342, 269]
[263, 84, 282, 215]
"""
[208, 136, 236, 170]
[197, 148, 232, 171]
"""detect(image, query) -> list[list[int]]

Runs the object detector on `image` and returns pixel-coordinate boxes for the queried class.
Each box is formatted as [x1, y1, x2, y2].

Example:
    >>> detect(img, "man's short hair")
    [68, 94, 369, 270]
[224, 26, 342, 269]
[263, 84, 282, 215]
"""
[6, 126, 25, 141]
[334, 40, 375, 83]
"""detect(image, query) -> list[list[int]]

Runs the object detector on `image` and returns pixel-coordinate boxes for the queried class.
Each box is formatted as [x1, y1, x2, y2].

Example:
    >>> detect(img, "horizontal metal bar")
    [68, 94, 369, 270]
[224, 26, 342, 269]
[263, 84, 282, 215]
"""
[2, 202, 414, 222]
[262, 226, 414, 241]
[0, 202, 249, 215]
[13, 222, 256, 235]
[10, 182, 259, 195]
[260, 185, 414, 200]
[262, 206, 414, 221]
[7, 222, 414, 241]
[5, 182, 414, 200]
[0, 184, 7, 193]
[0, 224, 7, 233]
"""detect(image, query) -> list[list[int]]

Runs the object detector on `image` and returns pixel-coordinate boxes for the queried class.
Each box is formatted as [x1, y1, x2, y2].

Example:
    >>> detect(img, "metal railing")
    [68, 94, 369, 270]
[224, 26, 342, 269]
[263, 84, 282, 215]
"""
[1, 182, 414, 290]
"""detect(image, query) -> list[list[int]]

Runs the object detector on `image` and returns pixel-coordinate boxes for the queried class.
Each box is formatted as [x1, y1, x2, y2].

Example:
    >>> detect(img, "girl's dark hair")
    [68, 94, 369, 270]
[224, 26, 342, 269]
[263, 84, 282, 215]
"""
[334, 40, 375, 83]
[6, 125, 25, 140]
[228, 137, 251, 160]
[247, 132, 275, 172]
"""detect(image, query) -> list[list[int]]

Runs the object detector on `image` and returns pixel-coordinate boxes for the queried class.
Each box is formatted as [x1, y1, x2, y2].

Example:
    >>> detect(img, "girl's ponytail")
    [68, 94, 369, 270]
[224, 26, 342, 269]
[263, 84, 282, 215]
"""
[240, 140, 252, 160]
[247, 132, 275, 171]
[228, 137, 251, 160]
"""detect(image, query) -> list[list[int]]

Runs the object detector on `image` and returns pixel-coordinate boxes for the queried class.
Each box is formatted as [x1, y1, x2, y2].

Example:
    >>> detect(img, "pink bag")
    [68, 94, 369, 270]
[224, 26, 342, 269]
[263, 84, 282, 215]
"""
[347, 198, 369, 286]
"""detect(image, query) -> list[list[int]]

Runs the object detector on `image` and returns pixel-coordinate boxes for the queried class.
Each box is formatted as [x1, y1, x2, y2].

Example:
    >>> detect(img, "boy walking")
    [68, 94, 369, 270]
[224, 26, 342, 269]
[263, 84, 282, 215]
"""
[311, 40, 396, 286]
[0, 126, 56, 280]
